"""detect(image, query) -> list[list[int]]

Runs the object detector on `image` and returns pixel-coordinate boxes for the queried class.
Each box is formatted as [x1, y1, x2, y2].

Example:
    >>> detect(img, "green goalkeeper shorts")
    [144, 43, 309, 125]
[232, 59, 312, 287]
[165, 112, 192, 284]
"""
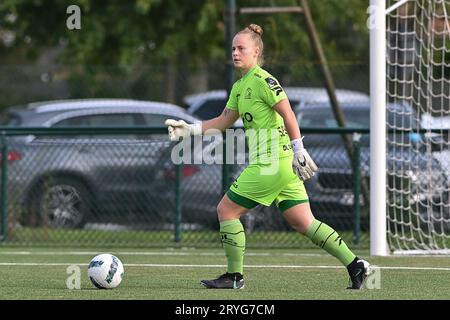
[227, 156, 309, 212]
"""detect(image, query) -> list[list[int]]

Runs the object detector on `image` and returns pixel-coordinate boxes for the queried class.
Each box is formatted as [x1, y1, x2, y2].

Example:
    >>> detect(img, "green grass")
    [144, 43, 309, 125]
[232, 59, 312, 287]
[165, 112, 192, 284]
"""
[0, 247, 449, 300]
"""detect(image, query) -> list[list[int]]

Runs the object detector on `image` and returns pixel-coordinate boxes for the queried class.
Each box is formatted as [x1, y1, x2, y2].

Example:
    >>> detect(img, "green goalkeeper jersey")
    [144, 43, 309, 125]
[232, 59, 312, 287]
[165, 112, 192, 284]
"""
[226, 65, 292, 162]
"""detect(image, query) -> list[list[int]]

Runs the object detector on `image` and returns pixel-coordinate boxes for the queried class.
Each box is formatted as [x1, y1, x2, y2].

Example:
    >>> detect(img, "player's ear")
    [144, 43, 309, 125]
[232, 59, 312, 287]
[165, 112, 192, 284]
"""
[254, 46, 260, 58]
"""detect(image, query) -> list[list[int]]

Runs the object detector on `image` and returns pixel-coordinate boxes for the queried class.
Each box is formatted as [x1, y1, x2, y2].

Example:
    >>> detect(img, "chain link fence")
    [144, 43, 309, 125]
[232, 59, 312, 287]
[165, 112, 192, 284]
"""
[0, 127, 369, 249]
[0, 61, 371, 248]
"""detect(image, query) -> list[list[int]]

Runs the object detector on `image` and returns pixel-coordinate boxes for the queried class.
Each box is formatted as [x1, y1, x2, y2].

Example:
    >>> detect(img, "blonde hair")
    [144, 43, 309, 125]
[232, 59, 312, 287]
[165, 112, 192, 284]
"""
[237, 24, 264, 66]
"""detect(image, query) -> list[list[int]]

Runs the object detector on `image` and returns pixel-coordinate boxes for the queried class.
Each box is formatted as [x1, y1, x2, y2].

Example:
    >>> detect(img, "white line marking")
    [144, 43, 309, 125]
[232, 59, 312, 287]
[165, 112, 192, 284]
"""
[2, 250, 446, 258]
[0, 262, 449, 271]
[0, 251, 324, 257]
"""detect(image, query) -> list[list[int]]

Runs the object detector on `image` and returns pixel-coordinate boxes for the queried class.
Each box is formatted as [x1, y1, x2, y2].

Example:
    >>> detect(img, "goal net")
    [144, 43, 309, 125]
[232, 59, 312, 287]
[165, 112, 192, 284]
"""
[385, 0, 450, 254]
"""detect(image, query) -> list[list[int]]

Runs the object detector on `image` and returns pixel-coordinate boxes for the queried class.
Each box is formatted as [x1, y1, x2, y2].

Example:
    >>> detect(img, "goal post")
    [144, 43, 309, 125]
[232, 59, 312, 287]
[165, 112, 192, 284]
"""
[370, 0, 388, 256]
[371, 0, 450, 255]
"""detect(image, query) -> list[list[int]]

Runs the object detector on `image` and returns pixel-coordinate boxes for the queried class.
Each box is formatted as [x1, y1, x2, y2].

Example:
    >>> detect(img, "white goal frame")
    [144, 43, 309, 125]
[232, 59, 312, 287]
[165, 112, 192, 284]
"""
[370, 0, 450, 256]
[370, 0, 389, 256]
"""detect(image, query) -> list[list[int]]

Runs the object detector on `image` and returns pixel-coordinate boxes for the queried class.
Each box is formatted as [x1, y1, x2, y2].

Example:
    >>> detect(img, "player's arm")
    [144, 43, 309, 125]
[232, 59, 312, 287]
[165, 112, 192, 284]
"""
[274, 99, 318, 181]
[273, 99, 301, 140]
[165, 107, 239, 141]
[202, 107, 240, 132]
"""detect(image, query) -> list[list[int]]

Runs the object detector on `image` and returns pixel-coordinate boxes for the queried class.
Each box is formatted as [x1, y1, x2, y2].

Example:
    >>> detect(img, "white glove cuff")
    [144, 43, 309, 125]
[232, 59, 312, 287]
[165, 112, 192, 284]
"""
[291, 137, 304, 153]
[190, 122, 203, 136]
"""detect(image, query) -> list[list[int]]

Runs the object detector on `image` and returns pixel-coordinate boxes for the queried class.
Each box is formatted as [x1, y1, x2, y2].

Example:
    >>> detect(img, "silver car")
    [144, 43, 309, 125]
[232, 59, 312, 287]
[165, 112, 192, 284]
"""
[1, 99, 203, 229]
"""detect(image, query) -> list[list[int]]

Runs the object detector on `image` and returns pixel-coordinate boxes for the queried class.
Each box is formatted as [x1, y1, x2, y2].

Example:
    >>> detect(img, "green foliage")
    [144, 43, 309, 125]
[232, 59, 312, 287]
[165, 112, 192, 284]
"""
[0, 1, 371, 106]
[0, 0, 369, 65]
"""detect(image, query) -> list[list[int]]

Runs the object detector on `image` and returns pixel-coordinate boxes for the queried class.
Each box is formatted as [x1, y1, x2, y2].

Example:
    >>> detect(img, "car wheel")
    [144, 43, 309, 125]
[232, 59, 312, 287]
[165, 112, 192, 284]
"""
[28, 177, 90, 229]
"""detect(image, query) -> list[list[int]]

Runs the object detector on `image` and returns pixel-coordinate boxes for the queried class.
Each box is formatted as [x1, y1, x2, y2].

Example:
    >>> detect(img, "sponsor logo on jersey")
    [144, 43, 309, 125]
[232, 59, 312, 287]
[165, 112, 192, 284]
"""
[245, 88, 252, 99]
[265, 77, 284, 96]
[265, 77, 278, 88]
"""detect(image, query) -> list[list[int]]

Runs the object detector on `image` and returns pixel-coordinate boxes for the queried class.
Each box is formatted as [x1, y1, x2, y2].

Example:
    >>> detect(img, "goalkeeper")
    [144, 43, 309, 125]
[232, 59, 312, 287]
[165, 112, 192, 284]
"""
[165, 24, 371, 290]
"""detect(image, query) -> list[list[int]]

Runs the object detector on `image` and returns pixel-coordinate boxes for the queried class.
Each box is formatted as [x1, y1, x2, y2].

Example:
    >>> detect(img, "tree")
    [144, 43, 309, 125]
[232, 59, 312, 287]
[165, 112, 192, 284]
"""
[1, 0, 370, 64]
[0, 0, 371, 105]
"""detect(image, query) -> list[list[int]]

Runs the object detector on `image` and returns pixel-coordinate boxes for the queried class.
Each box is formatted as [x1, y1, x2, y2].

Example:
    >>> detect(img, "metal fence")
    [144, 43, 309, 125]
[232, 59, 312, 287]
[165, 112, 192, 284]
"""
[0, 127, 370, 248]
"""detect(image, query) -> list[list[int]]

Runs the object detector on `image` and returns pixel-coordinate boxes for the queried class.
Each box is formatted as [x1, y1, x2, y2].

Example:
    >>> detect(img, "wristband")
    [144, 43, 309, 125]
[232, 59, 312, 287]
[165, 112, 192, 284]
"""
[190, 122, 203, 136]
[291, 137, 304, 153]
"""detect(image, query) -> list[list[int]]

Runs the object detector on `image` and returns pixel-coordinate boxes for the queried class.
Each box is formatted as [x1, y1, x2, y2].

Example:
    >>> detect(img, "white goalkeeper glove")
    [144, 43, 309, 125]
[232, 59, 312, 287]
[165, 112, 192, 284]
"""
[164, 119, 202, 141]
[291, 137, 318, 181]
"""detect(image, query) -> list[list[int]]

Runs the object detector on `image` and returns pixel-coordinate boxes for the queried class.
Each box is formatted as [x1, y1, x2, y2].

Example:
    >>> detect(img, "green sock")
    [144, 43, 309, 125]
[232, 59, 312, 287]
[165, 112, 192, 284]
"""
[220, 219, 245, 275]
[305, 219, 356, 266]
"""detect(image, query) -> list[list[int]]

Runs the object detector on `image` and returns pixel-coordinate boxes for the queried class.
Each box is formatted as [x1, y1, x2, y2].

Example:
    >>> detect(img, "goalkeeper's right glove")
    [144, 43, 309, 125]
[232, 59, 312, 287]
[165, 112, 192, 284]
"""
[291, 137, 318, 181]
[164, 119, 202, 141]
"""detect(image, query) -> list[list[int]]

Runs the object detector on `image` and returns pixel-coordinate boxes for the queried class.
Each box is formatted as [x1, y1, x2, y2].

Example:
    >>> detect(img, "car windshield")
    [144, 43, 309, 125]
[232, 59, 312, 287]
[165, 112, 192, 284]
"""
[297, 105, 370, 128]
[0, 112, 22, 126]
[297, 102, 419, 129]
[193, 99, 226, 119]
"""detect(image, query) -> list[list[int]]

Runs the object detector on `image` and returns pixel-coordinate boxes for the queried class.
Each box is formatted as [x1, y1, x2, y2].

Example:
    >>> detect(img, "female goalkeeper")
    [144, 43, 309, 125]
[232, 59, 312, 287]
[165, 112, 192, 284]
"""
[165, 24, 371, 290]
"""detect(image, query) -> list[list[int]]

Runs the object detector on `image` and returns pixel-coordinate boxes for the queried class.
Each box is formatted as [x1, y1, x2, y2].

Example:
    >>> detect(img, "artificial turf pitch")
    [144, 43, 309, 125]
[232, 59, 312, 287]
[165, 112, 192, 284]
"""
[0, 247, 449, 300]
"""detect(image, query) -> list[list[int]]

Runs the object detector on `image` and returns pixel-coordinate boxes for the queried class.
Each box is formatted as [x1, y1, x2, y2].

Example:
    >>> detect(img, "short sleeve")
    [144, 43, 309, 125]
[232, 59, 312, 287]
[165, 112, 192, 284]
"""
[225, 83, 239, 111]
[260, 76, 288, 107]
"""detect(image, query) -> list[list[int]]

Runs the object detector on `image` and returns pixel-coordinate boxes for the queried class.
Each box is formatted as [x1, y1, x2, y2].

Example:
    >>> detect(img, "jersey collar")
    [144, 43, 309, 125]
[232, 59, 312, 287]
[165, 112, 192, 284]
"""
[241, 65, 259, 81]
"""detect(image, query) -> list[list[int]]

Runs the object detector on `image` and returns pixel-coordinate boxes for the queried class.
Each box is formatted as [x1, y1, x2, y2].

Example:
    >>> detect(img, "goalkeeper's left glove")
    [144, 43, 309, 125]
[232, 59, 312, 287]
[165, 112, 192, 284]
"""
[291, 137, 318, 181]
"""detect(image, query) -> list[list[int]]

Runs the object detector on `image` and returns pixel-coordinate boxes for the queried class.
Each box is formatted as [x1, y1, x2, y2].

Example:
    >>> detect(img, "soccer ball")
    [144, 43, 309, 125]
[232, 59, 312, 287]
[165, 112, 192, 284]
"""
[88, 253, 124, 289]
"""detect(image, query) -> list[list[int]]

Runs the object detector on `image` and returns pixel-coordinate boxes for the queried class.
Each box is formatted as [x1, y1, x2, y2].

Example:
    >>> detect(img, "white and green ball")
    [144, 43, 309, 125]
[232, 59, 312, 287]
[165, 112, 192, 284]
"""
[88, 253, 124, 289]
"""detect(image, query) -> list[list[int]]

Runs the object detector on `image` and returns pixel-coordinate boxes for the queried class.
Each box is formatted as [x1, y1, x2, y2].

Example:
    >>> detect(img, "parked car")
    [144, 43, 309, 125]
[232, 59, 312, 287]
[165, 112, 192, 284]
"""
[420, 112, 450, 170]
[294, 100, 449, 230]
[183, 88, 372, 231]
[184, 88, 449, 231]
[0, 99, 212, 229]
[183, 87, 370, 124]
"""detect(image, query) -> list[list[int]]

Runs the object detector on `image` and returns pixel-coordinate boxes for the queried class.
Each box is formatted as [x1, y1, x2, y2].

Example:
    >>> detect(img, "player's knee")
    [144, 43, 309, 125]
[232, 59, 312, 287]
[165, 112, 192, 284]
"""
[289, 221, 309, 235]
[216, 200, 227, 220]
[217, 199, 240, 221]
[285, 215, 313, 234]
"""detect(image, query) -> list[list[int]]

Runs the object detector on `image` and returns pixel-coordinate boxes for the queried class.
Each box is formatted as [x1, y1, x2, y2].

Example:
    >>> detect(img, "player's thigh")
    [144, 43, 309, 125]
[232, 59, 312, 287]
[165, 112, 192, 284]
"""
[275, 179, 314, 234]
[282, 202, 315, 234]
[217, 193, 249, 222]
